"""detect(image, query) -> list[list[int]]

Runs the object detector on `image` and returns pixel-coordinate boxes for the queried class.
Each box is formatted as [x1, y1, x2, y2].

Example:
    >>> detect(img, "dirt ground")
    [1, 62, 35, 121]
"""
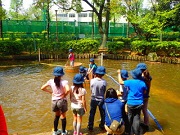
[28, 126, 163, 135]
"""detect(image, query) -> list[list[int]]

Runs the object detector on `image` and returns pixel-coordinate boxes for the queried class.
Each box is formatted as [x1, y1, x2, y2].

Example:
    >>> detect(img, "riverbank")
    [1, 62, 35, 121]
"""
[0, 52, 180, 64]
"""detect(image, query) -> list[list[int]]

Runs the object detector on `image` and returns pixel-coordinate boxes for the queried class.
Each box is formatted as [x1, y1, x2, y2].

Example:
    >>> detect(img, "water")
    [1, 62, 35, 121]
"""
[0, 59, 180, 135]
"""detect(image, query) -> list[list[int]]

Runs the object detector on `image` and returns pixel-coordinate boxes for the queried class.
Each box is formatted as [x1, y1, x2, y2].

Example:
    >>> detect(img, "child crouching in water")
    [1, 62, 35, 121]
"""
[70, 74, 87, 135]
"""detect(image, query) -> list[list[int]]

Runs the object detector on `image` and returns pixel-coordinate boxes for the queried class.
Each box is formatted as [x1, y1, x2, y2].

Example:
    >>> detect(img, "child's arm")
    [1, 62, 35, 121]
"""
[41, 83, 52, 94]
[117, 69, 124, 85]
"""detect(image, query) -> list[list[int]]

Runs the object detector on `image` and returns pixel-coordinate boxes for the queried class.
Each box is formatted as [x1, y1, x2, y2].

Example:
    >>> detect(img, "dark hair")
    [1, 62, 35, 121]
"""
[105, 88, 118, 99]
[54, 76, 61, 88]
[143, 69, 151, 90]
[73, 83, 84, 94]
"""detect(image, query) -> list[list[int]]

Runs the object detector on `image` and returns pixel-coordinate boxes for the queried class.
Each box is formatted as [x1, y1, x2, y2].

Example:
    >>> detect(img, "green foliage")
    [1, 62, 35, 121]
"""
[0, 40, 23, 55]
[106, 41, 124, 54]
[65, 39, 100, 54]
[131, 40, 180, 56]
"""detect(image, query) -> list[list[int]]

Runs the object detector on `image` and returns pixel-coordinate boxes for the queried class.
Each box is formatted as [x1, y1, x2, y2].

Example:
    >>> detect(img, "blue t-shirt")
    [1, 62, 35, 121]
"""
[89, 63, 97, 74]
[124, 79, 147, 106]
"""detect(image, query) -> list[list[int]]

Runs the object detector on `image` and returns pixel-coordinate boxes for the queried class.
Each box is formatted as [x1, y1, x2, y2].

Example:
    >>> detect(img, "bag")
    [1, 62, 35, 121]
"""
[110, 120, 121, 131]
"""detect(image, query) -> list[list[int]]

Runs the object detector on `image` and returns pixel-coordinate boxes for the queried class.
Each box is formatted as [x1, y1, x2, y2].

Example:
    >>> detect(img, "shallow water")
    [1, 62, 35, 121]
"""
[0, 59, 180, 135]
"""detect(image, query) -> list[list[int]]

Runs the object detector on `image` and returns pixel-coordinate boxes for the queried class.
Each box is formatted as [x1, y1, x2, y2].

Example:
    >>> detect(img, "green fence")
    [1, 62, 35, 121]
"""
[2, 20, 134, 38]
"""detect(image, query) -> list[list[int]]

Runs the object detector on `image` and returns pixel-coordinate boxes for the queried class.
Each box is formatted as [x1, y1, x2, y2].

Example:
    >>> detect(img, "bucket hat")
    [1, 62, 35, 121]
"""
[121, 69, 129, 79]
[130, 68, 142, 79]
[69, 49, 73, 52]
[136, 63, 147, 70]
[95, 66, 106, 75]
[79, 66, 86, 73]
[90, 58, 94, 62]
[73, 74, 84, 84]
[53, 66, 64, 76]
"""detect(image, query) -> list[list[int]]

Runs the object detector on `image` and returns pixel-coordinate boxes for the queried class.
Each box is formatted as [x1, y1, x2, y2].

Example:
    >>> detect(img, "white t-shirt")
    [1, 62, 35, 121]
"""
[46, 79, 68, 100]
[70, 86, 87, 108]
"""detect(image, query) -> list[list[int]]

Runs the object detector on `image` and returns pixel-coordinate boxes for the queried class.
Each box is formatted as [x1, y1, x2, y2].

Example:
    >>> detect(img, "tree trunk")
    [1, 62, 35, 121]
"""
[0, 0, 3, 39]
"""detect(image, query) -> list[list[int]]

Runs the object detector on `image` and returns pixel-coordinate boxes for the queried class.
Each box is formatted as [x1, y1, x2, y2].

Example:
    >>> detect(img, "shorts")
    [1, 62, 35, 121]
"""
[52, 99, 68, 113]
[71, 108, 85, 116]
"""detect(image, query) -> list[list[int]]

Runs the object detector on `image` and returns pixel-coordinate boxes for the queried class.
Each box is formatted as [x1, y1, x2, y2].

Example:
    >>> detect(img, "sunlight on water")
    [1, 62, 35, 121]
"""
[0, 59, 179, 135]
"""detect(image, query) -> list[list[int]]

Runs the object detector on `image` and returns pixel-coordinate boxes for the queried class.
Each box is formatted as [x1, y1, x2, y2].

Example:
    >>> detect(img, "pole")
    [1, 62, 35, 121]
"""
[55, 10, 58, 42]
[147, 109, 164, 133]
[38, 48, 41, 63]
[101, 52, 103, 66]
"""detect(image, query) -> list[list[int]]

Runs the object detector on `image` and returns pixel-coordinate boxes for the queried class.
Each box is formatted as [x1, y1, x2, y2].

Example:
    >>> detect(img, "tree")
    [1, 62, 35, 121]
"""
[150, 0, 180, 31]
[0, 0, 6, 39]
[54, 0, 112, 49]
[9, 0, 23, 20]
[33, 0, 52, 40]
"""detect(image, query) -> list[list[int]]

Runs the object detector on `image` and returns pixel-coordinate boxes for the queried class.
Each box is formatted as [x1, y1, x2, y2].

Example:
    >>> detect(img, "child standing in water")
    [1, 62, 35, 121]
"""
[41, 66, 70, 135]
[70, 74, 87, 135]
[68, 49, 75, 67]
[87, 58, 97, 79]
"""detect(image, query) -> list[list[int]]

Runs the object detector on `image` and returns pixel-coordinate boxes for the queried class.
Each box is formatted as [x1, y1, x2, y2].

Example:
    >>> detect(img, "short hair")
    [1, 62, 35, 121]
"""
[105, 88, 118, 99]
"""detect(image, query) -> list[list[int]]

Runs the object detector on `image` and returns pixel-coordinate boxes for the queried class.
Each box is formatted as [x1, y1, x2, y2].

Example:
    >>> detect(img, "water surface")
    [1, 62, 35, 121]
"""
[0, 59, 179, 135]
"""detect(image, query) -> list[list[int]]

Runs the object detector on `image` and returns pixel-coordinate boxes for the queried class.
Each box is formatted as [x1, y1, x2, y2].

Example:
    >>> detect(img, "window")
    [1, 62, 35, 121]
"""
[69, 13, 75, 17]
[78, 13, 87, 17]
[58, 14, 67, 17]
[89, 13, 92, 17]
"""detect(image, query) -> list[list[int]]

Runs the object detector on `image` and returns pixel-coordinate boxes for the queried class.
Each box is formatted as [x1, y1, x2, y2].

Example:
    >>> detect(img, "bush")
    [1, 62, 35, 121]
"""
[0, 40, 23, 55]
[106, 41, 124, 54]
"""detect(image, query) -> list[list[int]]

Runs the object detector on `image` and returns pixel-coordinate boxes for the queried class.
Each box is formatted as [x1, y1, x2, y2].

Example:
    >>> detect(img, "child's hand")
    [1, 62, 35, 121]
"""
[117, 69, 121, 73]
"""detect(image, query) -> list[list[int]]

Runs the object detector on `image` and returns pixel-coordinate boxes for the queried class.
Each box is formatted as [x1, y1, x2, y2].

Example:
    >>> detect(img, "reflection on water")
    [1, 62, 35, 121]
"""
[0, 59, 180, 135]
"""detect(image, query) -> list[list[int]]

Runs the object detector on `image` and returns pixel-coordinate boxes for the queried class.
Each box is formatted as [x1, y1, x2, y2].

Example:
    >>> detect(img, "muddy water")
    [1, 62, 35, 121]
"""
[0, 59, 180, 135]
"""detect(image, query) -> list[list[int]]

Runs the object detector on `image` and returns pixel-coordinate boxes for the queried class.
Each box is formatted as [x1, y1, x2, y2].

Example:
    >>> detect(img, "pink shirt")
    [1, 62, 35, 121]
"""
[69, 53, 75, 61]
[46, 79, 68, 100]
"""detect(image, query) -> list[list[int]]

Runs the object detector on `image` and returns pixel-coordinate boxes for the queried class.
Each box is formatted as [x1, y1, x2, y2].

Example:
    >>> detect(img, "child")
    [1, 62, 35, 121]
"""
[68, 49, 75, 67]
[116, 69, 129, 135]
[79, 66, 88, 80]
[41, 66, 70, 135]
[136, 63, 152, 130]
[70, 74, 87, 135]
[87, 66, 107, 131]
[118, 68, 147, 135]
[104, 88, 125, 135]
[87, 58, 97, 79]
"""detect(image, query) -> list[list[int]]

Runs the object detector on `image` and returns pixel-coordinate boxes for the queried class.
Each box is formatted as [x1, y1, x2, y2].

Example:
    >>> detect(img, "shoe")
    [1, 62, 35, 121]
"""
[61, 130, 68, 135]
[87, 125, 93, 131]
[99, 124, 105, 130]
[52, 129, 61, 135]
[73, 131, 77, 135]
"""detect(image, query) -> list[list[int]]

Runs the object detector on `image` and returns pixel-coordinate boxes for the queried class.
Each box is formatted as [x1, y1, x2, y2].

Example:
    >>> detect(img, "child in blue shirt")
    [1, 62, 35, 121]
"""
[118, 68, 147, 135]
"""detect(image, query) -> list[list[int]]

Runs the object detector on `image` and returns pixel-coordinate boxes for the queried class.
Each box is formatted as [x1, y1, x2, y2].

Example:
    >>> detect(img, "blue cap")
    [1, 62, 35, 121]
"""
[90, 58, 94, 62]
[121, 69, 129, 79]
[79, 66, 85, 73]
[136, 63, 147, 70]
[95, 66, 106, 75]
[73, 74, 84, 84]
[69, 49, 73, 52]
[130, 68, 142, 79]
[53, 66, 64, 76]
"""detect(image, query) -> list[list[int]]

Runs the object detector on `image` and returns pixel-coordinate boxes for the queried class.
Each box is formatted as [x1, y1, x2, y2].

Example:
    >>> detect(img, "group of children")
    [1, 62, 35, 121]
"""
[41, 58, 152, 135]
